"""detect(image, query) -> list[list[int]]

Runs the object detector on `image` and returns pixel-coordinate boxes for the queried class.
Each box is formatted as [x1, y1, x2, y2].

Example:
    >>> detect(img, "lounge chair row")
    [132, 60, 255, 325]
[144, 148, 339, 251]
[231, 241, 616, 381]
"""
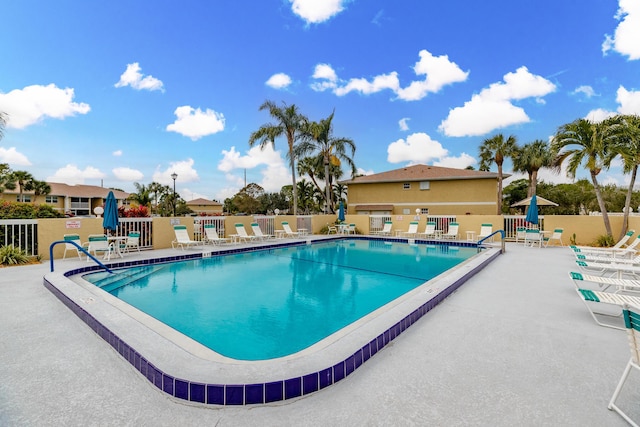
[63, 233, 140, 261]
[171, 222, 305, 250]
[566, 231, 640, 426]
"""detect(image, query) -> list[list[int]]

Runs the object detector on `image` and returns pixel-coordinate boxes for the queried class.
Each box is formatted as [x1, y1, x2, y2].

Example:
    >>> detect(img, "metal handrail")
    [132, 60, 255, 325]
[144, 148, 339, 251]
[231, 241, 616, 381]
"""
[477, 230, 506, 254]
[49, 240, 113, 273]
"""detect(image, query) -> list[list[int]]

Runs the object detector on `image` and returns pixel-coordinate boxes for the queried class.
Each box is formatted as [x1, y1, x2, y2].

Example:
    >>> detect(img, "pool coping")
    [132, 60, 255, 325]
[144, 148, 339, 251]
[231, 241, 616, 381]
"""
[43, 236, 501, 405]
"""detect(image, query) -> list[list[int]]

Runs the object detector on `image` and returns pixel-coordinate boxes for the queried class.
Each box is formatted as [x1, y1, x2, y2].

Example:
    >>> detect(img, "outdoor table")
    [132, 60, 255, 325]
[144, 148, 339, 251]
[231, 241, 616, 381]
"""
[466, 231, 476, 242]
[107, 236, 128, 258]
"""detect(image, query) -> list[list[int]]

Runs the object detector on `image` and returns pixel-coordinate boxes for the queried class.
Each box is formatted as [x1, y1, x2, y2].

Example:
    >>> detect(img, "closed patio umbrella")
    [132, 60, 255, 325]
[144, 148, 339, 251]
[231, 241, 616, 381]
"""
[338, 201, 345, 222]
[102, 191, 119, 234]
[525, 194, 539, 225]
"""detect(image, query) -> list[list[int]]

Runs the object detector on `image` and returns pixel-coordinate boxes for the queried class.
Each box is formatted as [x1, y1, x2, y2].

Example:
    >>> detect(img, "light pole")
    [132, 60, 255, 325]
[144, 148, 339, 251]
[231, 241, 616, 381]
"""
[171, 172, 177, 217]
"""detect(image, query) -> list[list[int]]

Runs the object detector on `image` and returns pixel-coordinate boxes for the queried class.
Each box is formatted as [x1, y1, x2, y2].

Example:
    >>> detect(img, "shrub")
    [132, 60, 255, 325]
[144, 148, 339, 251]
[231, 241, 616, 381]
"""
[0, 245, 31, 265]
[594, 234, 615, 247]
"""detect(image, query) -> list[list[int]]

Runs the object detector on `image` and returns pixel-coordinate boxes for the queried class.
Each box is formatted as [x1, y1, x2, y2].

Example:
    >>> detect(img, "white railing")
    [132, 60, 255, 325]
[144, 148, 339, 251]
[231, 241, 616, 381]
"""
[297, 215, 313, 233]
[0, 219, 39, 256]
[193, 217, 227, 241]
[427, 215, 457, 233]
[369, 215, 392, 233]
[503, 215, 545, 240]
[254, 216, 275, 235]
[116, 218, 154, 250]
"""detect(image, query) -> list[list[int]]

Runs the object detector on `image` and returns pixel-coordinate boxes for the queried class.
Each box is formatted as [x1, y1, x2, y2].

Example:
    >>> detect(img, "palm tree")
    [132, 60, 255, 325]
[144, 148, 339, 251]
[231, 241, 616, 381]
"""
[249, 100, 307, 215]
[9, 170, 35, 202]
[32, 180, 51, 201]
[479, 133, 518, 214]
[298, 111, 356, 214]
[129, 182, 152, 209]
[297, 155, 325, 198]
[512, 139, 553, 197]
[610, 114, 640, 239]
[0, 112, 7, 141]
[551, 117, 622, 237]
[0, 163, 16, 194]
[148, 181, 165, 215]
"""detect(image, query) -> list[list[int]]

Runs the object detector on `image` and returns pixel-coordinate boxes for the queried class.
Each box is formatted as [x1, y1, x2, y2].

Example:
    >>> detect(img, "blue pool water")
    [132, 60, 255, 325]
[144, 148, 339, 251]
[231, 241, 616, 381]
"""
[83, 239, 476, 360]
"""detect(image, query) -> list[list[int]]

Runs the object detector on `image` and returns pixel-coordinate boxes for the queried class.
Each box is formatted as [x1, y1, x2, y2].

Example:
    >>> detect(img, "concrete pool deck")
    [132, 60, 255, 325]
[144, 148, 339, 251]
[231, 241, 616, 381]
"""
[1, 240, 639, 426]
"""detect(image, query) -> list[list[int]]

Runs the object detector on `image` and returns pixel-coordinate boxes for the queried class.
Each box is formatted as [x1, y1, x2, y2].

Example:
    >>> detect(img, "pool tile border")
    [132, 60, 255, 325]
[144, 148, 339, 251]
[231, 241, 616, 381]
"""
[43, 236, 499, 405]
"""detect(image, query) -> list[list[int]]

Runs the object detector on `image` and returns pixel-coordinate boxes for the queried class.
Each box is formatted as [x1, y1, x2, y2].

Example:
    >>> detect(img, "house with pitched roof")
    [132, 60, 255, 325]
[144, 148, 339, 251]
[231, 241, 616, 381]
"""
[0, 182, 130, 216]
[186, 198, 223, 215]
[340, 164, 506, 215]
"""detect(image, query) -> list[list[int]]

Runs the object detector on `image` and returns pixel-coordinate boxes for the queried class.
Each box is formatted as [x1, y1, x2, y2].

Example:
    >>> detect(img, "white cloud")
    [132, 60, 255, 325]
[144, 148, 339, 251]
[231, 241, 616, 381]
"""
[181, 188, 209, 202]
[112, 150, 123, 156]
[617, 85, 640, 114]
[433, 153, 476, 169]
[439, 66, 556, 137]
[112, 167, 144, 181]
[217, 145, 290, 192]
[47, 164, 105, 185]
[356, 167, 374, 176]
[0, 147, 31, 166]
[166, 106, 225, 140]
[602, 0, 640, 60]
[114, 63, 164, 92]
[290, 0, 346, 24]
[152, 159, 199, 187]
[387, 132, 449, 164]
[572, 85, 597, 98]
[399, 118, 410, 131]
[266, 73, 292, 89]
[310, 49, 468, 101]
[0, 84, 90, 129]
[585, 108, 616, 123]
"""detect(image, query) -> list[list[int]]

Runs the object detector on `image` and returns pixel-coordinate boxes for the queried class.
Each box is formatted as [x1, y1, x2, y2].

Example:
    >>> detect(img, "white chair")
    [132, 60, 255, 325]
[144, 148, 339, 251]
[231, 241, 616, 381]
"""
[171, 225, 201, 250]
[442, 222, 459, 240]
[86, 234, 113, 261]
[346, 223, 356, 234]
[251, 223, 274, 240]
[574, 286, 640, 331]
[477, 223, 493, 242]
[571, 230, 635, 253]
[543, 228, 564, 247]
[373, 221, 393, 236]
[279, 222, 300, 238]
[121, 232, 140, 253]
[608, 304, 640, 426]
[203, 224, 231, 245]
[421, 221, 437, 239]
[524, 229, 543, 248]
[398, 221, 419, 238]
[233, 223, 259, 243]
[63, 234, 82, 259]
[515, 227, 527, 243]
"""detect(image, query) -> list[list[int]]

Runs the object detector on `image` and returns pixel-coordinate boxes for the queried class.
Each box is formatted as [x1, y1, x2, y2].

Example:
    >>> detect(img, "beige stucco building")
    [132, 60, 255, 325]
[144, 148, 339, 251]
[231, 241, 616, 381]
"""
[340, 164, 505, 216]
[1, 182, 130, 216]
[186, 198, 223, 215]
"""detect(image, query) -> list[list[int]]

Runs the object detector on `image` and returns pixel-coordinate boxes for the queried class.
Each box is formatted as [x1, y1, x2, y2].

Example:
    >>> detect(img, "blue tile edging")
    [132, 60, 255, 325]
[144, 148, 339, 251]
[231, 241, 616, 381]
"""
[43, 239, 500, 406]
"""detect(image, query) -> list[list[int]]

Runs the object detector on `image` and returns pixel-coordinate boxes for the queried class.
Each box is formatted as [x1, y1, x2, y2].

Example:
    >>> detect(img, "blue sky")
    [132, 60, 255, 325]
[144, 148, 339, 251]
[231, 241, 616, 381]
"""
[1, 0, 639, 202]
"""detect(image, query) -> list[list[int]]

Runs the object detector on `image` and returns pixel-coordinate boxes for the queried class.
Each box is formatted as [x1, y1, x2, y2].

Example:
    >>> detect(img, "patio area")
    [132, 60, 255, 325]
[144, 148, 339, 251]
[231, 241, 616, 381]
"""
[1, 240, 638, 426]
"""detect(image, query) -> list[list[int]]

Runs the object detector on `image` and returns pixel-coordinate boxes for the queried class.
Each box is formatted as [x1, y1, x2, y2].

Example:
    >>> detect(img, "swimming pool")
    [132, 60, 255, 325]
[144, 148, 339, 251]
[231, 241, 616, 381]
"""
[82, 239, 477, 360]
[43, 236, 501, 405]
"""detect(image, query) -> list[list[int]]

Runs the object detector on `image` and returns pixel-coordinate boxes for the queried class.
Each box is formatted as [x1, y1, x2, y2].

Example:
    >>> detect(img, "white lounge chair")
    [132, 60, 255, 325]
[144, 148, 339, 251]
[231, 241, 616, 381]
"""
[543, 228, 564, 247]
[442, 222, 459, 240]
[569, 270, 640, 294]
[233, 223, 259, 243]
[398, 221, 419, 238]
[575, 287, 640, 331]
[121, 232, 140, 253]
[203, 224, 231, 245]
[418, 221, 436, 239]
[86, 234, 113, 260]
[571, 236, 640, 258]
[373, 221, 393, 236]
[279, 221, 300, 238]
[63, 234, 82, 259]
[477, 223, 493, 242]
[570, 230, 635, 253]
[524, 229, 543, 248]
[171, 225, 201, 250]
[251, 223, 274, 240]
[608, 304, 640, 426]
[575, 252, 640, 264]
[576, 260, 640, 279]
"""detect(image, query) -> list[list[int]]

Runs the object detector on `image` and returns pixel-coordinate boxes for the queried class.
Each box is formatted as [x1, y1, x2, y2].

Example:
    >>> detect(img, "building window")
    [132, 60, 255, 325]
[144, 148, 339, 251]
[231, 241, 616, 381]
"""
[419, 181, 430, 190]
[403, 183, 411, 190]
[17, 195, 31, 202]
[45, 196, 58, 204]
[70, 197, 90, 216]
[420, 208, 429, 215]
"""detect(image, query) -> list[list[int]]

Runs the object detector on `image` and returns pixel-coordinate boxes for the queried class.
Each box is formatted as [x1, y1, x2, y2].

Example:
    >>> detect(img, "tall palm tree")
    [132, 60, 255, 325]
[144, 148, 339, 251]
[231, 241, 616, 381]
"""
[148, 181, 165, 215]
[0, 163, 16, 194]
[249, 100, 307, 215]
[479, 133, 518, 214]
[298, 111, 356, 214]
[512, 139, 553, 197]
[0, 112, 7, 142]
[32, 180, 51, 201]
[610, 114, 640, 239]
[551, 117, 621, 237]
[297, 155, 324, 197]
[129, 182, 152, 209]
[9, 170, 36, 202]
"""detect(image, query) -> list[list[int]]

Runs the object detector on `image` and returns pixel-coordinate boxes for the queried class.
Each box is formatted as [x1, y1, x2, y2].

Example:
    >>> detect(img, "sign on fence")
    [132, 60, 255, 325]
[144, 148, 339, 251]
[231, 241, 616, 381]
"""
[65, 220, 81, 229]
